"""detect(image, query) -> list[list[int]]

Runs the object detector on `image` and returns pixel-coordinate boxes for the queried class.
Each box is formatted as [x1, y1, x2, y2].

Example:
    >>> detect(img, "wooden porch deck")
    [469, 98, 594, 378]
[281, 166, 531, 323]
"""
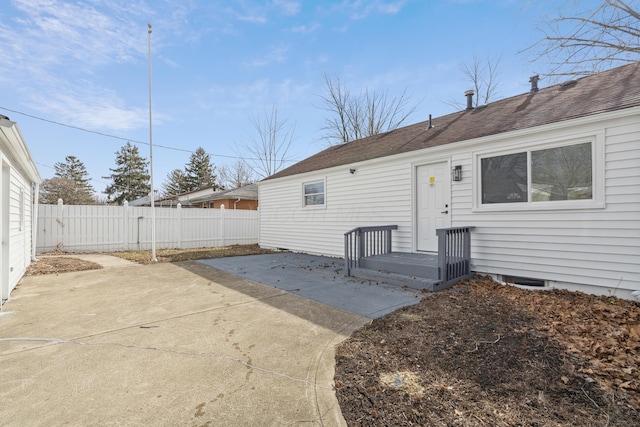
[344, 226, 475, 292]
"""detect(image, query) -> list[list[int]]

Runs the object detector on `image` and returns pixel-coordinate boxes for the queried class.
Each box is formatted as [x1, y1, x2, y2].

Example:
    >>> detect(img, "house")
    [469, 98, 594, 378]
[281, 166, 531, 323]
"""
[258, 63, 640, 300]
[190, 184, 258, 210]
[175, 186, 221, 208]
[0, 115, 41, 304]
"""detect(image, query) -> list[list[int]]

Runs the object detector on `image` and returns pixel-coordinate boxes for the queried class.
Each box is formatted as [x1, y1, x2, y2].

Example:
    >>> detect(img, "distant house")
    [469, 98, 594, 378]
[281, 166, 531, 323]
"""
[175, 186, 221, 208]
[258, 64, 640, 299]
[190, 184, 258, 210]
[0, 115, 41, 304]
[148, 184, 258, 210]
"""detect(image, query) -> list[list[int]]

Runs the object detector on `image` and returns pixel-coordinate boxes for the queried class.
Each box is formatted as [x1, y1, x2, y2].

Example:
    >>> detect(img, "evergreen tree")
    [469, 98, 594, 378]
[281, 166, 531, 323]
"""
[162, 168, 187, 196]
[54, 155, 95, 193]
[103, 142, 151, 205]
[183, 147, 218, 192]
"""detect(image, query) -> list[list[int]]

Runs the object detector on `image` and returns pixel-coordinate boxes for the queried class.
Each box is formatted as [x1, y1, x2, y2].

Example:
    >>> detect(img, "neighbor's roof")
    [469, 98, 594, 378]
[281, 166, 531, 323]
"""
[265, 62, 640, 181]
[189, 184, 258, 203]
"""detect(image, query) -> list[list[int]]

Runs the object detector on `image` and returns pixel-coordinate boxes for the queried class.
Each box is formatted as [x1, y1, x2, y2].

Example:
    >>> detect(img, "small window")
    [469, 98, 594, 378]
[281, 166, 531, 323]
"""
[303, 181, 325, 207]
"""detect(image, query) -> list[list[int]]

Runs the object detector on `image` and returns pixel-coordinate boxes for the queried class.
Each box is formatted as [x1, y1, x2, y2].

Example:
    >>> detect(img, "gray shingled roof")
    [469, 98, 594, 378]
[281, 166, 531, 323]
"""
[189, 184, 258, 203]
[265, 63, 640, 181]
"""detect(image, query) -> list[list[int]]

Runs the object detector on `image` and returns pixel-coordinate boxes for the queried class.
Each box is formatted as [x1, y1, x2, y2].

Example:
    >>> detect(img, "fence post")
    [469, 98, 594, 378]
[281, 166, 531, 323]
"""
[56, 198, 64, 250]
[220, 205, 225, 247]
[123, 200, 129, 251]
[176, 203, 182, 248]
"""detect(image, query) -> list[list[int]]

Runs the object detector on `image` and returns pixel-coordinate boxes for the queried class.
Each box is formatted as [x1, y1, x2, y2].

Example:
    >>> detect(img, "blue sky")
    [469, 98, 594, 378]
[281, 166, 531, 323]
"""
[0, 0, 599, 195]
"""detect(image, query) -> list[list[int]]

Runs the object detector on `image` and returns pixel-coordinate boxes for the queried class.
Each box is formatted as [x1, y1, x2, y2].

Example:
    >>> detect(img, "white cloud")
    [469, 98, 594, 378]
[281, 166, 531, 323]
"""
[273, 0, 301, 15]
[24, 78, 149, 131]
[245, 45, 289, 67]
[334, 0, 406, 19]
[0, 0, 192, 132]
[200, 77, 312, 115]
[9, 0, 147, 67]
[290, 23, 321, 33]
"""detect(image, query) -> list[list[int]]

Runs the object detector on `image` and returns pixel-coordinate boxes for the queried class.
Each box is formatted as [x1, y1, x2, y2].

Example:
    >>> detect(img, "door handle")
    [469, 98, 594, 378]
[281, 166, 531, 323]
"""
[441, 210, 449, 214]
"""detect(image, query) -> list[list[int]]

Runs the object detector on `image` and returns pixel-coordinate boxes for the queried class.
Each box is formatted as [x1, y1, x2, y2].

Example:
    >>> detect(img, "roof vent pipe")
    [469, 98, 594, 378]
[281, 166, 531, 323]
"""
[529, 75, 540, 93]
[464, 89, 474, 110]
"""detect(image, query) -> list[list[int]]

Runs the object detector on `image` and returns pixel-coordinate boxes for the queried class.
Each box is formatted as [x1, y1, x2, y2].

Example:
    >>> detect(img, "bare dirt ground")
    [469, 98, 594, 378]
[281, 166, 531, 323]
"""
[25, 244, 274, 275]
[335, 276, 639, 426]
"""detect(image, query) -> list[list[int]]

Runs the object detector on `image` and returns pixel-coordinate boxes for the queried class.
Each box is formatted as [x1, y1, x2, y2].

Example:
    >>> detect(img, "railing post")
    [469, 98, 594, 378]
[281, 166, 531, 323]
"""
[464, 226, 471, 269]
[344, 234, 350, 276]
[437, 228, 446, 282]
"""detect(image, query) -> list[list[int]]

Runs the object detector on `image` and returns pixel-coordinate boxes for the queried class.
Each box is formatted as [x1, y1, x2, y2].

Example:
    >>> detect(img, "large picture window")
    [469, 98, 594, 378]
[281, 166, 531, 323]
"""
[481, 141, 593, 205]
[303, 180, 325, 206]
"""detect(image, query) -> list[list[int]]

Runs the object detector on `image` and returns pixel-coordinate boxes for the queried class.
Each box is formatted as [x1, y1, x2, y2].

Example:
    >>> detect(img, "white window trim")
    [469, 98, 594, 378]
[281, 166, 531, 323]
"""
[302, 178, 326, 209]
[473, 133, 605, 212]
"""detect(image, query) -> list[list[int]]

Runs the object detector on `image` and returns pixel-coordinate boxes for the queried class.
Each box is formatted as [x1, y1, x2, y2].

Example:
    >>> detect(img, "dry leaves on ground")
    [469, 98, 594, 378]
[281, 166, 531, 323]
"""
[335, 276, 639, 426]
[25, 257, 102, 276]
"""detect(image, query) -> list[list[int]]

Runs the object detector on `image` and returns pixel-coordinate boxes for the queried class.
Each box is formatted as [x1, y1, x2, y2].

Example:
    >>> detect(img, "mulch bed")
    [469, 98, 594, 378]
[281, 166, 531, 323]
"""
[25, 257, 102, 276]
[335, 276, 639, 426]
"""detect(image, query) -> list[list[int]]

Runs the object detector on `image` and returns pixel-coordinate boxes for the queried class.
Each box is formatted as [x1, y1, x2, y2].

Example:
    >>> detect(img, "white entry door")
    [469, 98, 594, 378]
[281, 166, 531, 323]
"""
[416, 162, 450, 252]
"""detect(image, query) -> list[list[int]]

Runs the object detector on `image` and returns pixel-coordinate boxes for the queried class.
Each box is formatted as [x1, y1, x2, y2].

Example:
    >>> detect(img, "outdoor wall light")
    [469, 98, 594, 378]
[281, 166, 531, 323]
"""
[350, 168, 357, 174]
[452, 165, 462, 182]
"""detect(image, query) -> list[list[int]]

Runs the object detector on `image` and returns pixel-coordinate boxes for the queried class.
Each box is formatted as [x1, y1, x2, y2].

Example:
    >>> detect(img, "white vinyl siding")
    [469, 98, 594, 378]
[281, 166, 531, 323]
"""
[462, 115, 640, 296]
[260, 109, 640, 298]
[260, 159, 415, 257]
[1, 119, 40, 302]
[5, 166, 33, 296]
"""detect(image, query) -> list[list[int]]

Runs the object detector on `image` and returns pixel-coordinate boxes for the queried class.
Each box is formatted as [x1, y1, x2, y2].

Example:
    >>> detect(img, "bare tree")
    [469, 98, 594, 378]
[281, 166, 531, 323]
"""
[219, 160, 255, 189]
[40, 177, 96, 205]
[243, 105, 295, 179]
[448, 55, 502, 109]
[529, 0, 640, 78]
[318, 73, 418, 146]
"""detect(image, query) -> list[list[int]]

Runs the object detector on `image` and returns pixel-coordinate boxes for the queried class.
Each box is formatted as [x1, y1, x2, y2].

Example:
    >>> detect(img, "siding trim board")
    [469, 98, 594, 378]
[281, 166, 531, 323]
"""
[0, 118, 40, 304]
[259, 65, 640, 300]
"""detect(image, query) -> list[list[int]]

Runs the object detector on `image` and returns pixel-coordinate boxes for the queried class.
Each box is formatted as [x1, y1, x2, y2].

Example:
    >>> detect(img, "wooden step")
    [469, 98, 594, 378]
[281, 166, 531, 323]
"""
[359, 252, 439, 279]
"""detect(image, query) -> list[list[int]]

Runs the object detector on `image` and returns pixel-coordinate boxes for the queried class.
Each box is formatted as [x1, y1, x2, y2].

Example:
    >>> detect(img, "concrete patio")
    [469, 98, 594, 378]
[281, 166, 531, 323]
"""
[0, 254, 421, 426]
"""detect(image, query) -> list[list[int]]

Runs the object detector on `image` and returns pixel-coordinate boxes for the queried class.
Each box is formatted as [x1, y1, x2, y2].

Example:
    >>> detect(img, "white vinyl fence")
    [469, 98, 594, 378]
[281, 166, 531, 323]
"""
[36, 200, 259, 253]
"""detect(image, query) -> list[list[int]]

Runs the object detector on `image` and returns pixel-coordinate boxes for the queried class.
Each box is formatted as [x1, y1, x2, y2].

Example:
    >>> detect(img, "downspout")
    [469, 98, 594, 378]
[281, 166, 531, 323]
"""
[234, 198, 241, 209]
[31, 181, 39, 261]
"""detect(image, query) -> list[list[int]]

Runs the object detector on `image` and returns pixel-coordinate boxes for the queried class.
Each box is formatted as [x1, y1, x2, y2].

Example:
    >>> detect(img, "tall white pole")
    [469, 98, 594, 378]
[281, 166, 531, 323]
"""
[148, 23, 157, 262]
